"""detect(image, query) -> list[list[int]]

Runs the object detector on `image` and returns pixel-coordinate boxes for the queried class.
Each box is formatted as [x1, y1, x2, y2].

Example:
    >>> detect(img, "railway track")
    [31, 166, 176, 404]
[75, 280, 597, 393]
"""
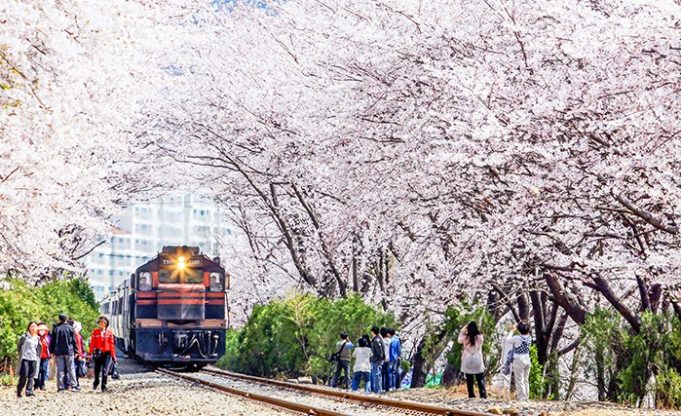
[157, 368, 344, 415]
[177, 366, 492, 416]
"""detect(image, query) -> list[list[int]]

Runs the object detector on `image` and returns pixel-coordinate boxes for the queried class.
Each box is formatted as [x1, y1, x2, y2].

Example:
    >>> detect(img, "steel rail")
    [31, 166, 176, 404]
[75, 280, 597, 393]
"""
[202, 367, 492, 416]
[157, 368, 348, 416]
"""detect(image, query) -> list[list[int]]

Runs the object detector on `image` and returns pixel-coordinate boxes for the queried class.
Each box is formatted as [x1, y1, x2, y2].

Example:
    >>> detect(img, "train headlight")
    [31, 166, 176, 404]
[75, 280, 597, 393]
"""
[177, 256, 186, 270]
[209, 272, 224, 292]
[138, 272, 152, 291]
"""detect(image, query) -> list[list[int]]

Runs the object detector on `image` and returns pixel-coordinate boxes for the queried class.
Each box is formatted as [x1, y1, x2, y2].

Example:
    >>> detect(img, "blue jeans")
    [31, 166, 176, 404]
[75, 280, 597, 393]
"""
[389, 359, 400, 390]
[370, 361, 382, 393]
[331, 360, 350, 389]
[36, 358, 49, 389]
[55, 354, 76, 391]
[351, 371, 370, 391]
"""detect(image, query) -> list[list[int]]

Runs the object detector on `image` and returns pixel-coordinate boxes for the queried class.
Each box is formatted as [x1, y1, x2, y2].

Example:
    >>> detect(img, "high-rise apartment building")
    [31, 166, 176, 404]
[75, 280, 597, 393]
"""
[85, 194, 230, 299]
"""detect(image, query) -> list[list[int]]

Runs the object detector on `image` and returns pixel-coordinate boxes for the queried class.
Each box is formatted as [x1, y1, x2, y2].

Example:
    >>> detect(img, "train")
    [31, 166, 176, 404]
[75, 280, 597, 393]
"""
[101, 245, 229, 368]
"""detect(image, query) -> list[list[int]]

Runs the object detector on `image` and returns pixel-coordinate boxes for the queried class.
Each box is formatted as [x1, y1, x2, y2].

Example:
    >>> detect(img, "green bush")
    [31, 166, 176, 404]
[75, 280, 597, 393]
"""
[657, 368, 681, 409]
[0, 276, 99, 371]
[216, 292, 395, 381]
[582, 308, 681, 408]
[0, 374, 15, 386]
[529, 344, 544, 399]
[581, 307, 626, 401]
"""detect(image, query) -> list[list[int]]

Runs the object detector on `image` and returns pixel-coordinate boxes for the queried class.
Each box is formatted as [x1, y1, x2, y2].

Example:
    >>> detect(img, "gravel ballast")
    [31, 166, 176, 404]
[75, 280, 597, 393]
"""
[1, 359, 292, 416]
[386, 386, 681, 416]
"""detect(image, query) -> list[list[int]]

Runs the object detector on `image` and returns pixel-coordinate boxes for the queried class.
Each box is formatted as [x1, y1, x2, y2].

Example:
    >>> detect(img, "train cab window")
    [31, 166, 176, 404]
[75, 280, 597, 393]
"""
[159, 269, 178, 283]
[184, 269, 203, 283]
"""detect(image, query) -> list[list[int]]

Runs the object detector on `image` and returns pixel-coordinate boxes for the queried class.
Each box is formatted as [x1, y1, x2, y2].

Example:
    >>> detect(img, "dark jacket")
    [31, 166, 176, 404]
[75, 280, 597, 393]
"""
[49, 322, 76, 356]
[370, 335, 385, 363]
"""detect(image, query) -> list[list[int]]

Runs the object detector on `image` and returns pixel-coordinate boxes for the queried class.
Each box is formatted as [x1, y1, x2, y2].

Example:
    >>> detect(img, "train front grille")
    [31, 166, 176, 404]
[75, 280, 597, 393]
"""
[157, 284, 206, 321]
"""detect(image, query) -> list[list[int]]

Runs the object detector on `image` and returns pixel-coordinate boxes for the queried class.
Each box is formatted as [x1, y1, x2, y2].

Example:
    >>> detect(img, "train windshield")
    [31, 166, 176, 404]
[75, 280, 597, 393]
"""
[159, 268, 203, 283]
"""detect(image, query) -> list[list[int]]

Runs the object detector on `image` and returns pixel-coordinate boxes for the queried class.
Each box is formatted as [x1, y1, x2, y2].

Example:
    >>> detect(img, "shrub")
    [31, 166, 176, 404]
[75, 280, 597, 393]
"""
[216, 292, 395, 381]
[0, 276, 99, 371]
[581, 308, 681, 408]
[529, 344, 544, 399]
[657, 368, 681, 409]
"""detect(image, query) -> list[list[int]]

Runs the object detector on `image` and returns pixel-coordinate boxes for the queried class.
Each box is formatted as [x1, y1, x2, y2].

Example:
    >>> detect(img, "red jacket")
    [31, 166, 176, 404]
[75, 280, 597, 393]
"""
[89, 328, 116, 359]
[39, 334, 51, 359]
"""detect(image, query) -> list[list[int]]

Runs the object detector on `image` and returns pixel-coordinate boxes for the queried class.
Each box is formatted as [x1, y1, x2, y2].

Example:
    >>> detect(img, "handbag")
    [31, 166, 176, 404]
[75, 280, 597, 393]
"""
[328, 341, 348, 363]
[108, 360, 120, 379]
[502, 349, 514, 376]
[77, 360, 88, 378]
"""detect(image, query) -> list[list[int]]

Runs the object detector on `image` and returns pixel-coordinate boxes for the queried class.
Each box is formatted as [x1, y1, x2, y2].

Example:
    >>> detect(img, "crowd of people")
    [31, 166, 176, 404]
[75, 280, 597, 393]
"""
[329, 321, 534, 401]
[15, 314, 117, 398]
[329, 326, 402, 393]
[16, 315, 534, 401]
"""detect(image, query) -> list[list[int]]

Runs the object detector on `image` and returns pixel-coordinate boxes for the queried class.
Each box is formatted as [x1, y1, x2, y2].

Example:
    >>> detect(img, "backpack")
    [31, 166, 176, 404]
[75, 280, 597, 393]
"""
[17, 333, 26, 356]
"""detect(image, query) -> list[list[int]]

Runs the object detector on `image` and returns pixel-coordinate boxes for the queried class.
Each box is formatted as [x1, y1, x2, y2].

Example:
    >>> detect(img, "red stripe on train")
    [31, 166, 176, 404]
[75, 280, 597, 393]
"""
[137, 300, 222, 306]
[137, 293, 156, 299]
[158, 299, 205, 305]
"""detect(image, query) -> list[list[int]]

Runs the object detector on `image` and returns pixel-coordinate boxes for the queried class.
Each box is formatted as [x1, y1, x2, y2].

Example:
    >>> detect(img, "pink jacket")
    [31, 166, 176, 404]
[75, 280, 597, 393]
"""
[457, 330, 485, 374]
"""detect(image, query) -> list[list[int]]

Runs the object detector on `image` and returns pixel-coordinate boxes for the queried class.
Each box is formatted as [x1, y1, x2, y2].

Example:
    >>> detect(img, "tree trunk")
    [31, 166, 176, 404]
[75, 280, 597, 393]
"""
[410, 336, 430, 388]
[441, 362, 460, 387]
[410, 329, 448, 388]
[545, 273, 587, 324]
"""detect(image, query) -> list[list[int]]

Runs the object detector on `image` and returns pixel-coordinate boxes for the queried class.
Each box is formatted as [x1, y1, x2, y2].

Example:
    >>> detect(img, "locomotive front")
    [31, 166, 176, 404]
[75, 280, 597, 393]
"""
[132, 246, 227, 366]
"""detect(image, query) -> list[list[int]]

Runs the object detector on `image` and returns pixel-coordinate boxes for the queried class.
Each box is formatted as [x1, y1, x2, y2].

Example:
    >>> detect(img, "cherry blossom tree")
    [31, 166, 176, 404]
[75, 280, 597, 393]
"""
[136, 0, 681, 393]
[4, 0, 681, 396]
[0, 1, 196, 278]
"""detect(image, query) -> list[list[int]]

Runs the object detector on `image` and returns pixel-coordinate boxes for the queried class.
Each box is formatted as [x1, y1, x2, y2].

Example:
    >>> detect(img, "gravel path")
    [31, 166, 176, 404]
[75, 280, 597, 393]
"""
[386, 387, 681, 416]
[1, 359, 292, 416]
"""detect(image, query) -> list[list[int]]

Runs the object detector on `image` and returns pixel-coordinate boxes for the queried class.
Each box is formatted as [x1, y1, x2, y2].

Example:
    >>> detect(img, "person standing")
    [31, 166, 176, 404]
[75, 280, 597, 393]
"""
[351, 337, 372, 392]
[89, 316, 117, 392]
[369, 326, 385, 393]
[49, 314, 77, 392]
[16, 322, 41, 398]
[498, 323, 515, 400]
[388, 328, 401, 391]
[507, 322, 532, 401]
[35, 323, 51, 391]
[330, 332, 353, 389]
[380, 328, 391, 391]
[72, 321, 86, 391]
[457, 321, 487, 399]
